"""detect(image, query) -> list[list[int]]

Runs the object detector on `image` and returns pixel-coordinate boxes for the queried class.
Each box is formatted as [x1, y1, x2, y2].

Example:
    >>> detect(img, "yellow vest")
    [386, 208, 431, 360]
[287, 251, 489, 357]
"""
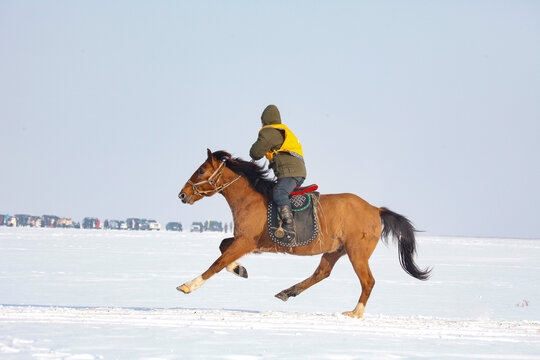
[260, 124, 304, 161]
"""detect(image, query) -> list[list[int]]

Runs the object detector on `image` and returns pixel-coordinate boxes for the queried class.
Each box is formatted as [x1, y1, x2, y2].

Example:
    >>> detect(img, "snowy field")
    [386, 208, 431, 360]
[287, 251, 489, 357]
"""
[0, 227, 539, 359]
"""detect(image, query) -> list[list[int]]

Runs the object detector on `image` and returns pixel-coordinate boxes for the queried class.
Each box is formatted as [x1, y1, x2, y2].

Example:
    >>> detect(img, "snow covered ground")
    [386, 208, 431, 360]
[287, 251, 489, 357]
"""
[0, 227, 539, 359]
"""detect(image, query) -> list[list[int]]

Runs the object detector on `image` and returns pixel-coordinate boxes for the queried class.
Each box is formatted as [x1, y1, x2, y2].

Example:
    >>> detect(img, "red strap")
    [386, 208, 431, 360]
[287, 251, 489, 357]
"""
[290, 185, 318, 195]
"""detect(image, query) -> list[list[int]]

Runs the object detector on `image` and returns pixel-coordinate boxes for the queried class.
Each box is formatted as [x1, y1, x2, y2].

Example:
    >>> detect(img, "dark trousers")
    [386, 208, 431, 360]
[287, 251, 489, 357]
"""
[274, 177, 305, 207]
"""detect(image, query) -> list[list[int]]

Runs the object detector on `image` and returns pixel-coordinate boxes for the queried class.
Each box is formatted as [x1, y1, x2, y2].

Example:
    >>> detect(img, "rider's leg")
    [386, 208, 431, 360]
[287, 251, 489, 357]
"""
[274, 177, 304, 241]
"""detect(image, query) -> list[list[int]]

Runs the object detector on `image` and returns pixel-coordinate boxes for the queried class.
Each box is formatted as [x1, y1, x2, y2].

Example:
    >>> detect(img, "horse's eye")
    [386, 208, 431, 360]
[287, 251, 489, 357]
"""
[198, 168, 205, 175]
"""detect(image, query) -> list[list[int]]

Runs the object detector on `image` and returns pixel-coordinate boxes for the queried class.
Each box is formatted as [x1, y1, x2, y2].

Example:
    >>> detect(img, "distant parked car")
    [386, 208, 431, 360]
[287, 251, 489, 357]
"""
[83, 217, 100, 229]
[42, 215, 60, 228]
[126, 218, 141, 230]
[204, 220, 223, 232]
[139, 219, 150, 231]
[166, 222, 183, 231]
[147, 220, 161, 231]
[57, 217, 75, 228]
[118, 221, 127, 230]
[105, 220, 121, 230]
[190, 222, 203, 232]
[14, 214, 32, 227]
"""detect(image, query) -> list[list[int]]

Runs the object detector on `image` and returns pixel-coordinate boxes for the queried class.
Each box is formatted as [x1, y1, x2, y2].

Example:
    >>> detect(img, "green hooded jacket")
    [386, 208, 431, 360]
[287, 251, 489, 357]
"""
[249, 105, 307, 179]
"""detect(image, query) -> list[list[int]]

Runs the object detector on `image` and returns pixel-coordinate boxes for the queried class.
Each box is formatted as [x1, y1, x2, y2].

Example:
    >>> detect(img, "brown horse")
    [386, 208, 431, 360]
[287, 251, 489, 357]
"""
[177, 149, 431, 318]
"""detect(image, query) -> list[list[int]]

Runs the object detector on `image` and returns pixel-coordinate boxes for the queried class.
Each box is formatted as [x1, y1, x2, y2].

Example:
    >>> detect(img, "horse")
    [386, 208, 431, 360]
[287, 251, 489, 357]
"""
[177, 149, 431, 318]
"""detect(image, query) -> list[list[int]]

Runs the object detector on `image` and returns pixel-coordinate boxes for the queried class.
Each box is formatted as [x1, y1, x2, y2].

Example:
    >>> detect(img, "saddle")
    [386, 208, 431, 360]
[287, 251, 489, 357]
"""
[266, 184, 320, 247]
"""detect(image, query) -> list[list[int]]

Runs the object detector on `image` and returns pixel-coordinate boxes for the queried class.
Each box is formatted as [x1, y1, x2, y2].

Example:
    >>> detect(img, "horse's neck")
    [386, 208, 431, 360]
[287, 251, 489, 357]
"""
[220, 176, 265, 217]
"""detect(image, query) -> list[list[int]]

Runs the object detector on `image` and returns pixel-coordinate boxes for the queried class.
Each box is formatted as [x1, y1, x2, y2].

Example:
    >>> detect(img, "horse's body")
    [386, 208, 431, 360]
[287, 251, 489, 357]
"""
[178, 150, 430, 318]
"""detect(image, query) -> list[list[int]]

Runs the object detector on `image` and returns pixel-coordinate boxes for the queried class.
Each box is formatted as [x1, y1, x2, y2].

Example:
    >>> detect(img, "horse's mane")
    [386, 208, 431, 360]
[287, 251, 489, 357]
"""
[212, 150, 275, 201]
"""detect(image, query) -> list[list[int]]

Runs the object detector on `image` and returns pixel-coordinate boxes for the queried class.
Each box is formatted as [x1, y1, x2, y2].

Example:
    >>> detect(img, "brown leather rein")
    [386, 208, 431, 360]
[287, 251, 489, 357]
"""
[185, 161, 241, 198]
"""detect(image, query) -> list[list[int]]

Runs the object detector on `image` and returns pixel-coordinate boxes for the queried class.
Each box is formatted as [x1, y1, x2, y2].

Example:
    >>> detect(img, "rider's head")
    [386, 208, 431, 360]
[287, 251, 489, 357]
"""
[261, 105, 281, 126]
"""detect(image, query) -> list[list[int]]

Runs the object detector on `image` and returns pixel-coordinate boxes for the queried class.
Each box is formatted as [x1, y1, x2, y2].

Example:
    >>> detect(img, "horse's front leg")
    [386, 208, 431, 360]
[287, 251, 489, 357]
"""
[177, 236, 255, 294]
[220, 237, 248, 278]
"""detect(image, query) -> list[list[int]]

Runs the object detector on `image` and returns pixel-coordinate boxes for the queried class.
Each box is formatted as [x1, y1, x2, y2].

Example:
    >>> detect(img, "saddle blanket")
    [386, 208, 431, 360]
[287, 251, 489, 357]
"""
[266, 185, 320, 247]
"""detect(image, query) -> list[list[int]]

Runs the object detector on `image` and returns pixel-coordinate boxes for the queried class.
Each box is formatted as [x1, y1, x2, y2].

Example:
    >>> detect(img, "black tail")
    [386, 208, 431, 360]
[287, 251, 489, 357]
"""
[379, 207, 431, 280]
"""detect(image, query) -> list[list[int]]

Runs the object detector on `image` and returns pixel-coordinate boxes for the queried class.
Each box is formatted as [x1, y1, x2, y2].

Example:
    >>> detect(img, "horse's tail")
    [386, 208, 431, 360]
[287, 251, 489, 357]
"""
[379, 207, 431, 280]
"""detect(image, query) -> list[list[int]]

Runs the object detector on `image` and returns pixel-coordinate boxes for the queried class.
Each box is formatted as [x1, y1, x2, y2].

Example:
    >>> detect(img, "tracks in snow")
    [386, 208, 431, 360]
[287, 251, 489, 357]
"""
[1, 305, 538, 344]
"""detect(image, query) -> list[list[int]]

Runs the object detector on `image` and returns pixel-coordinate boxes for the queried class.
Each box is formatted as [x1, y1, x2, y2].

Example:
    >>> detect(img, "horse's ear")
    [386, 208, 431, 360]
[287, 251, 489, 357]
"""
[206, 148, 218, 166]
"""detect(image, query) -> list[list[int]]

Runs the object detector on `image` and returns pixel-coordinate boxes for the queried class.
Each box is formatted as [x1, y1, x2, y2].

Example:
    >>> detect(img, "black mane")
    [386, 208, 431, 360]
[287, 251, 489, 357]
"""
[212, 150, 275, 201]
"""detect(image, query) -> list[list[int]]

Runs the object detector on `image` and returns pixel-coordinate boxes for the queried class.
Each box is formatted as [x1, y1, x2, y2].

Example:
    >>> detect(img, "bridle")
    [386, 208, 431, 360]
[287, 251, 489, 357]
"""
[185, 161, 241, 198]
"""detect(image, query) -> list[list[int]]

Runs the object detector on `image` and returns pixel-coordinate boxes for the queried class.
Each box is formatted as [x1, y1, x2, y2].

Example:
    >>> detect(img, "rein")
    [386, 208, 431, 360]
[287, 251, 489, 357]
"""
[187, 161, 241, 198]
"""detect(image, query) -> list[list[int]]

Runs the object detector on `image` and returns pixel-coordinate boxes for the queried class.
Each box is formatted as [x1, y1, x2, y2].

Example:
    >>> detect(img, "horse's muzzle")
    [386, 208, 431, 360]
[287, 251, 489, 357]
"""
[178, 191, 188, 204]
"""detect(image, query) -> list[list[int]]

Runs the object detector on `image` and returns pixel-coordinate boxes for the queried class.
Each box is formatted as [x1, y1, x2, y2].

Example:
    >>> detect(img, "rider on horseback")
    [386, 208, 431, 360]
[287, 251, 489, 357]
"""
[249, 104, 306, 243]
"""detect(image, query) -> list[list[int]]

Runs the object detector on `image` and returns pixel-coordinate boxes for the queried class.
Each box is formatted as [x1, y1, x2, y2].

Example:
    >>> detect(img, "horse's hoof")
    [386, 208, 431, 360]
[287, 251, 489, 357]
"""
[234, 265, 248, 279]
[342, 311, 363, 319]
[177, 285, 191, 294]
[275, 291, 289, 302]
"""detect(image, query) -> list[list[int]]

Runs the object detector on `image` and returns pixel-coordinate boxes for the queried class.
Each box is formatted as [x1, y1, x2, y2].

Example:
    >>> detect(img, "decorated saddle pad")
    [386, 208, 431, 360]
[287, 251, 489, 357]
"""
[267, 187, 320, 247]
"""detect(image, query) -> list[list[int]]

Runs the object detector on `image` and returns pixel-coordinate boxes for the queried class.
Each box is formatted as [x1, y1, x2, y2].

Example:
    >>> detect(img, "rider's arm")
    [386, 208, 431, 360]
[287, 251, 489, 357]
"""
[249, 128, 283, 161]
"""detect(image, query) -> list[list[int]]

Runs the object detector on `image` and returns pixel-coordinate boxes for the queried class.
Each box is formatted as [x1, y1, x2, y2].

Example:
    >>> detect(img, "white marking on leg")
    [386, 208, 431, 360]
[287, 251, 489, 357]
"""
[343, 303, 365, 318]
[226, 262, 239, 273]
[184, 275, 206, 292]
[353, 303, 365, 317]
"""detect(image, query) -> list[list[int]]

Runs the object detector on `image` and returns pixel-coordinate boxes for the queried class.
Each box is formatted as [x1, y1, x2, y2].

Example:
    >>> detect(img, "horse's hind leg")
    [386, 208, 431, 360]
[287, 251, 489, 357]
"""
[275, 247, 345, 301]
[343, 238, 378, 318]
[220, 237, 248, 278]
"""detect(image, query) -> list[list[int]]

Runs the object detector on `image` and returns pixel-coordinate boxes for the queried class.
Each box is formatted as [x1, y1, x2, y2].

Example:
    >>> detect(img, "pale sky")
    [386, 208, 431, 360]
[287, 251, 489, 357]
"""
[1, 1, 538, 238]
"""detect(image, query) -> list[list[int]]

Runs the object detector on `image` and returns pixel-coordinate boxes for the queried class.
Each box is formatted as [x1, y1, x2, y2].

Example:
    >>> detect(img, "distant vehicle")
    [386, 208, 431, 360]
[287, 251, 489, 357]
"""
[126, 218, 141, 230]
[190, 222, 203, 232]
[166, 222, 183, 231]
[83, 217, 100, 229]
[139, 219, 150, 231]
[42, 215, 60, 228]
[147, 220, 161, 231]
[118, 221, 127, 230]
[14, 214, 32, 227]
[105, 220, 121, 230]
[204, 220, 223, 232]
[57, 217, 75, 228]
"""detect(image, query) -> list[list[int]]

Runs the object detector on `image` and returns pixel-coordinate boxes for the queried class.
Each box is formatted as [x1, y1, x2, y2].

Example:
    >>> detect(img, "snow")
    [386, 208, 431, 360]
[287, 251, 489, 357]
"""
[0, 227, 539, 359]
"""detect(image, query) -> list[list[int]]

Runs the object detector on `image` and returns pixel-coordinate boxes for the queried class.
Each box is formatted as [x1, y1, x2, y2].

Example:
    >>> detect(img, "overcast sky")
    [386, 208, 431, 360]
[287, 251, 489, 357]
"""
[1, 1, 538, 238]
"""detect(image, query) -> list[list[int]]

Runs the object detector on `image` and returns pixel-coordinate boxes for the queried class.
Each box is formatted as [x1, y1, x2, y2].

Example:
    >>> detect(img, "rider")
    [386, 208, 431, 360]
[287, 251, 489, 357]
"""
[249, 104, 306, 242]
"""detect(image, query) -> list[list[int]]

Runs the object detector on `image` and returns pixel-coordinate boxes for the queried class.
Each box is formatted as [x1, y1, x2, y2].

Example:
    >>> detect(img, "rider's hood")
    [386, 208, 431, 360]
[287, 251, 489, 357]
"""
[261, 105, 281, 126]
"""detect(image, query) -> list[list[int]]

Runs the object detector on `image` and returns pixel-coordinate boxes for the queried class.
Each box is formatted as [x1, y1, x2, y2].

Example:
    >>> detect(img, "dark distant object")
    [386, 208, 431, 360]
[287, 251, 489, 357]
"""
[190, 222, 203, 232]
[14, 214, 32, 227]
[166, 222, 183, 231]
[0, 214, 5, 226]
[104, 220, 127, 230]
[82, 217, 100, 229]
[126, 218, 141, 230]
[42, 215, 60, 228]
[139, 219, 150, 231]
[204, 220, 223, 232]
[104, 220, 121, 230]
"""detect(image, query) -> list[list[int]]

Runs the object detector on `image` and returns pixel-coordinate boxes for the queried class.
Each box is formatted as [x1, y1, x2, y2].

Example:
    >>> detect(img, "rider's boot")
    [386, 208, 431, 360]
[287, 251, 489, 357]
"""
[277, 205, 296, 243]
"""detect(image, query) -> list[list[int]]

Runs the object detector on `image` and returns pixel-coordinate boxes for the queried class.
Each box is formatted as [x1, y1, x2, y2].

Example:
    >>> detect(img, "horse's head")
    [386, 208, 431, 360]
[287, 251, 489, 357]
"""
[178, 149, 240, 205]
